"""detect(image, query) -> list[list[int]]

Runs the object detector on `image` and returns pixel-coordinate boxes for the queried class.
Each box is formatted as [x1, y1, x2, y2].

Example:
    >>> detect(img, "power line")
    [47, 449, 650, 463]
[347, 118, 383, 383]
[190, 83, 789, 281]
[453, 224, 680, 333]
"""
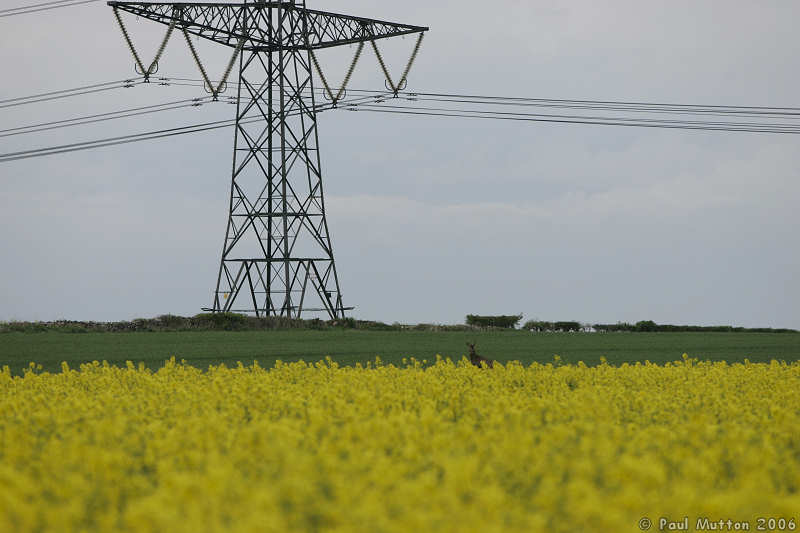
[5, 75, 800, 121]
[404, 90, 800, 114]
[3, 75, 798, 164]
[402, 95, 800, 119]
[0, 0, 101, 18]
[0, 79, 142, 110]
[0, 80, 379, 140]
[171, 77, 800, 118]
[347, 104, 800, 134]
[0, 97, 214, 138]
[0, 88, 354, 138]
[171, 83, 800, 133]
[0, 94, 379, 162]
[0, 0, 80, 13]
[3, 93, 799, 164]
[0, 77, 312, 109]
[0, 78, 140, 105]
[0, 119, 239, 162]
[3, 93, 798, 164]
[356, 102, 800, 131]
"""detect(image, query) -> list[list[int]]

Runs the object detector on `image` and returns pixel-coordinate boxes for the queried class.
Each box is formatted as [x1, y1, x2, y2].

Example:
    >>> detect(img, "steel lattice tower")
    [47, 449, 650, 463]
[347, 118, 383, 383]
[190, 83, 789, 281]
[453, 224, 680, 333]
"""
[109, 1, 427, 318]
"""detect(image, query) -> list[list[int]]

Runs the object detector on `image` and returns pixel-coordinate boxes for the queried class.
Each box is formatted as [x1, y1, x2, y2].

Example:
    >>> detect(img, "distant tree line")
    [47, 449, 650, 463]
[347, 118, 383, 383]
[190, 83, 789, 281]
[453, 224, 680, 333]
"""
[1, 314, 482, 334]
[523, 320, 584, 332]
[522, 319, 797, 334]
[592, 320, 797, 333]
[466, 314, 523, 329]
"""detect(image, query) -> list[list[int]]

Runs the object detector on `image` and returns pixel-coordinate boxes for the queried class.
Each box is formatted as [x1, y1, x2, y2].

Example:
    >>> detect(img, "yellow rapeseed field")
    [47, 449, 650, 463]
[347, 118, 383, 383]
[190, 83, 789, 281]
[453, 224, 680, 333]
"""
[1, 356, 799, 533]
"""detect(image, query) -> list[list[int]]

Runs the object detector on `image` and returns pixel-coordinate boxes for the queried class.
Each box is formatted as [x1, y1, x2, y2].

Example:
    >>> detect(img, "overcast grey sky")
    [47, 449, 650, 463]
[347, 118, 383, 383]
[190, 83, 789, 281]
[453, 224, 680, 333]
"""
[0, 0, 798, 328]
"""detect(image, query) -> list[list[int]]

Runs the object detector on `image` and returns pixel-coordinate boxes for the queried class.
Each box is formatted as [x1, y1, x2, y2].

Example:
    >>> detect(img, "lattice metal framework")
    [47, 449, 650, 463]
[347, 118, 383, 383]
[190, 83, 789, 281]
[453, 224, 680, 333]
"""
[108, 1, 427, 318]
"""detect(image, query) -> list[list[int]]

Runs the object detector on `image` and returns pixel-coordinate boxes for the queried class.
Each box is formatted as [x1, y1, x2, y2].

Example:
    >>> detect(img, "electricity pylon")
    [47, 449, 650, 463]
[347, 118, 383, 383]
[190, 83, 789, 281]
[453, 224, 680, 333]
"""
[108, 1, 427, 318]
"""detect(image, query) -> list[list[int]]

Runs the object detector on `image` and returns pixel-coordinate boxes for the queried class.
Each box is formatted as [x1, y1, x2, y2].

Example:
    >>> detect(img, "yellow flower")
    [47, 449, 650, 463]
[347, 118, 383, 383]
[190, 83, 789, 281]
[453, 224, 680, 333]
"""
[0, 357, 798, 532]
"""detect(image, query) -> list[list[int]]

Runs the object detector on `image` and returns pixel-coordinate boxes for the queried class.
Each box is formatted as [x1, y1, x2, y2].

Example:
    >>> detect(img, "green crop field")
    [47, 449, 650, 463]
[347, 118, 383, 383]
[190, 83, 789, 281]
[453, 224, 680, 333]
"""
[1, 329, 799, 375]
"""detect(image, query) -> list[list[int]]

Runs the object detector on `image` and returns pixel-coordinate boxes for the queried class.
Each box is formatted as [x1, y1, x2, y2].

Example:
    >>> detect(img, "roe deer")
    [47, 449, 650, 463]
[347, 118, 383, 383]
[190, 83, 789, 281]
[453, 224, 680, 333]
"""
[467, 342, 495, 369]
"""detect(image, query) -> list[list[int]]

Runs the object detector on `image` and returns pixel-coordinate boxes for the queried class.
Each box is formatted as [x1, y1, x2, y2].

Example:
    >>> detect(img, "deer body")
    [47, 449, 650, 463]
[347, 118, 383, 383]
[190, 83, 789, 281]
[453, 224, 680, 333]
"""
[467, 343, 495, 369]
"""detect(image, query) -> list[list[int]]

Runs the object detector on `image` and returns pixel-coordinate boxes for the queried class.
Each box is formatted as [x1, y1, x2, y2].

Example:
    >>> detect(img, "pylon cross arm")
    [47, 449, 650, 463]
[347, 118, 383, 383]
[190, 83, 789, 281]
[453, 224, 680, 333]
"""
[107, 2, 428, 51]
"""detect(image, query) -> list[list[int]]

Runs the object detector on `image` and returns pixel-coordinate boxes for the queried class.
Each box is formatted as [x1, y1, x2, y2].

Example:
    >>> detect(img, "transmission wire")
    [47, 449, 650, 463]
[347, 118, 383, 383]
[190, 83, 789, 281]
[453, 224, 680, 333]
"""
[0, 97, 212, 138]
[349, 105, 800, 134]
[0, 94, 379, 162]
[0, 0, 101, 18]
[0, 80, 142, 110]
[0, 0, 80, 12]
[0, 78, 141, 106]
[8, 75, 799, 119]
[346, 103, 800, 132]
[406, 90, 800, 113]
[3, 74, 800, 165]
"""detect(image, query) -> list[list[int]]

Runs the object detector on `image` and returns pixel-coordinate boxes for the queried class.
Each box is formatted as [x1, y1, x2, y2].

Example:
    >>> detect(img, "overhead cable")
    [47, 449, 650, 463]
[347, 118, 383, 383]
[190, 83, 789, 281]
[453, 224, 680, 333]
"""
[0, 79, 142, 109]
[0, 94, 379, 163]
[3, 75, 799, 166]
[0, 97, 213, 138]
[7, 75, 799, 119]
[0, 0, 101, 18]
[347, 103, 800, 134]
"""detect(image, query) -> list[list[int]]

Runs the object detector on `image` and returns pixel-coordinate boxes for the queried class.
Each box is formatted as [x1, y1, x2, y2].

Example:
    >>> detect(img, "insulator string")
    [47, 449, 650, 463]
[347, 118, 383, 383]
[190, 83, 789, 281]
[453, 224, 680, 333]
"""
[397, 33, 424, 91]
[113, 6, 177, 81]
[113, 7, 147, 78]
[371, 33, 424, 95]
[310, 41, 365, 105]
[183, 27, 243, 100]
